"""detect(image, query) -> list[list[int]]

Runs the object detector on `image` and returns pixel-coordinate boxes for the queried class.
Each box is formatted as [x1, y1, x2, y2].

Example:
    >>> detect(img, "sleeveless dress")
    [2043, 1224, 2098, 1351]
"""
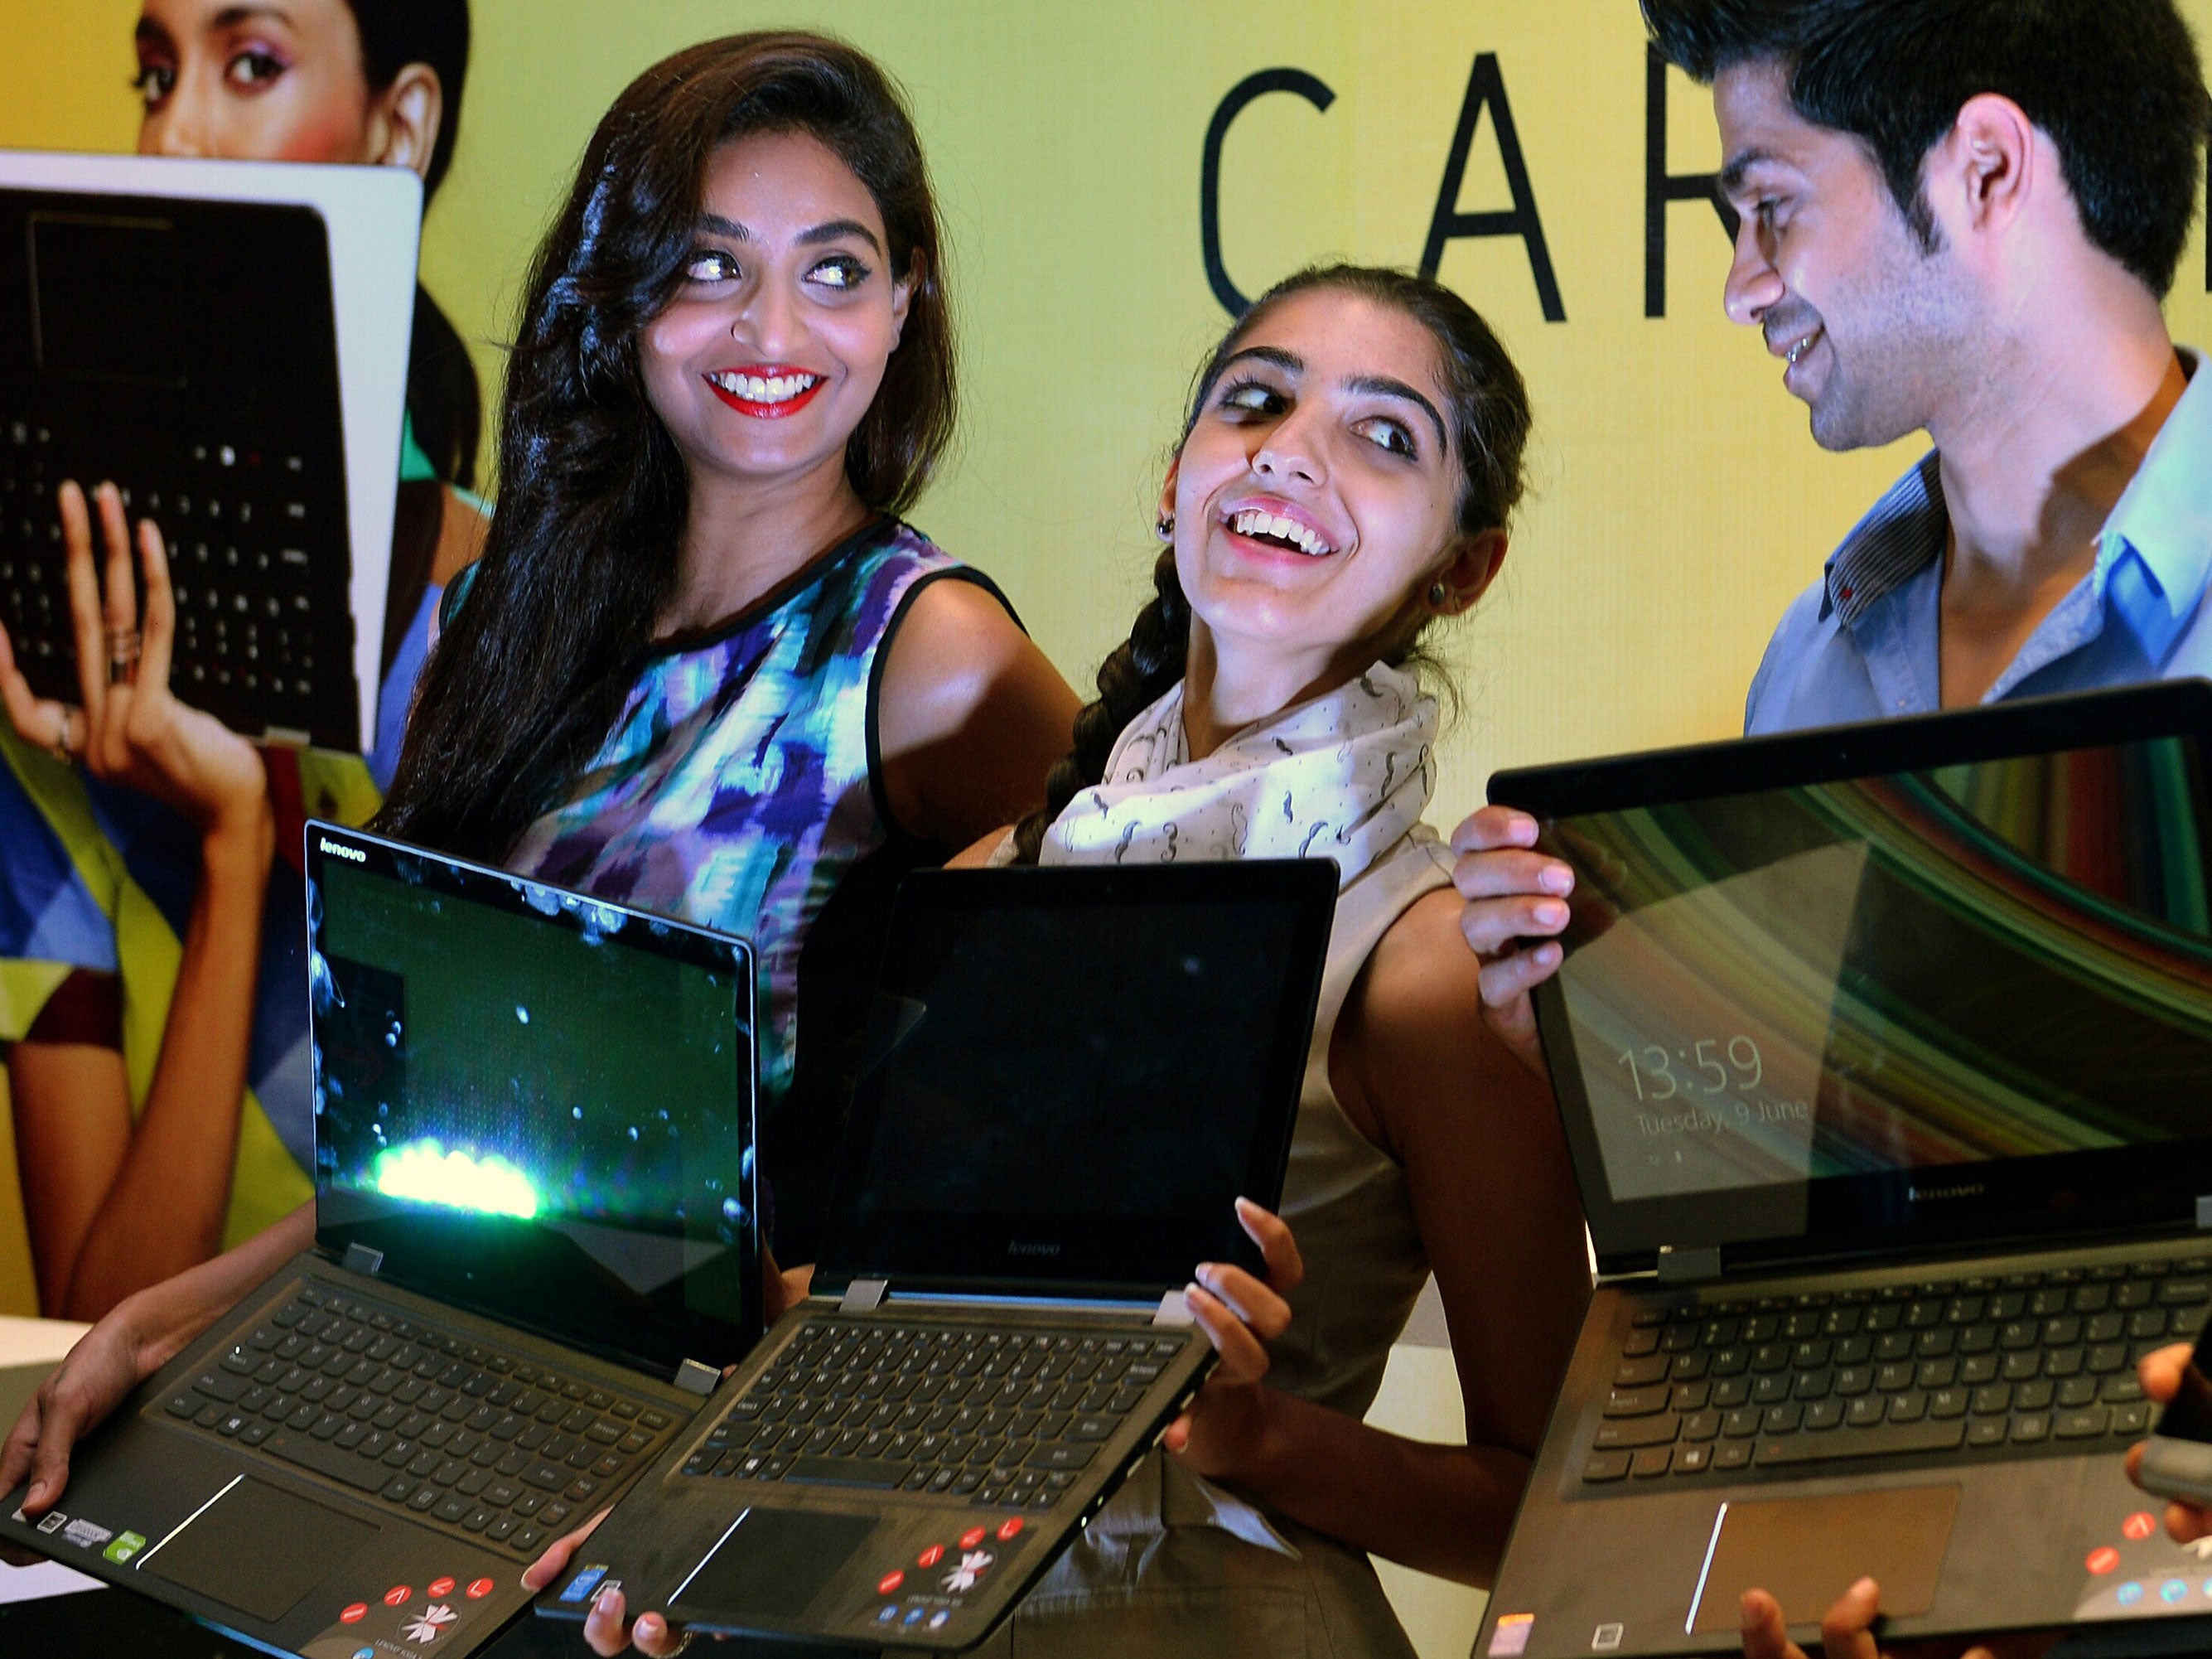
[506, 520, 1005, 1262]
[983, 664, 1451, 1658]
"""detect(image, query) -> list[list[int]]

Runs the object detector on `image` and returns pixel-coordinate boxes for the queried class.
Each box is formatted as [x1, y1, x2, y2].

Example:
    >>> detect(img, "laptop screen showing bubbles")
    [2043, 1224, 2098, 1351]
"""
[305, 824, 761, 1374]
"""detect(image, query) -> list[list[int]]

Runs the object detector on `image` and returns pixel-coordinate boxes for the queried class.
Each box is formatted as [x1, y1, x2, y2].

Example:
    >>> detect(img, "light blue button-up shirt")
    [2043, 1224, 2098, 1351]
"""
[1745, 351, 2212, 736]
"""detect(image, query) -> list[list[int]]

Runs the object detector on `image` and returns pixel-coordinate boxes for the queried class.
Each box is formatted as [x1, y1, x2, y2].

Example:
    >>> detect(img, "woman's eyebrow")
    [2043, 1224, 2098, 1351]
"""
[795, 219, 882, 254]
[1216, 345, 1302, 379]
[697, 213, 753, 242]
[1344, 375, 1447, 450]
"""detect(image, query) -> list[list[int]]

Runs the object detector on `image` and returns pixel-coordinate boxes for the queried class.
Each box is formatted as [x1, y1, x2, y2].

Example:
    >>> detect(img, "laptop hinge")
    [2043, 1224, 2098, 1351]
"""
[2196, 1197, 2212, 1231]
[674, 1359, 719, 1397]
[1656, 1245, 1722, 1285]
[340, 1242, 384, 1276]
[840, 1278, 888, 1314]
[1152, 1289, 1194, 1328]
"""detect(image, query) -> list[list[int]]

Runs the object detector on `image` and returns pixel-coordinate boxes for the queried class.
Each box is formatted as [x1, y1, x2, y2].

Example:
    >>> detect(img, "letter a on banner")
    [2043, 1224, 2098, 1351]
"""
[1419, 53, 1564, 322]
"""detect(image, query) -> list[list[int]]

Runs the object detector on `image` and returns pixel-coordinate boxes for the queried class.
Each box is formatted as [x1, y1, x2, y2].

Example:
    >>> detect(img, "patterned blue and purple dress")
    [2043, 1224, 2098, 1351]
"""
[507, 518, 1004, 1260]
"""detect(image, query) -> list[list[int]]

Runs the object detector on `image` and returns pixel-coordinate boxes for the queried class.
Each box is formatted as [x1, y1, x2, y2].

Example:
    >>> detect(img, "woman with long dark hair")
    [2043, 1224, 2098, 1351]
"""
[1, 30, 1079, 1515]
[0, 0, 484, 1323]
[563, 265, 1591, 1657]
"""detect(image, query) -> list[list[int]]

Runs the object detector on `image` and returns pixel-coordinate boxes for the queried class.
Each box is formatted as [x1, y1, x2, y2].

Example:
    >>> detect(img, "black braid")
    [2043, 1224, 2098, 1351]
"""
[1010, 546, 1190, 863]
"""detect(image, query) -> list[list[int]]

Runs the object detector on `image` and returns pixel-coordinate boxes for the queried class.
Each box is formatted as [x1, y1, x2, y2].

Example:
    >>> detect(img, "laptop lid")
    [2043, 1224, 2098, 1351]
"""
[1490, 680, 2212, 1279]
[303, 822, 762, 1377]
[0, 150, 418, 751]
[817, 861, 1337, 1304]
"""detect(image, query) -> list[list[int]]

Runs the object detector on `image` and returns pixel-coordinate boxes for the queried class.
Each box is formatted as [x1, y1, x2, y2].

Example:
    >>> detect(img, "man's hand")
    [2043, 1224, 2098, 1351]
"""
[1448, 807, 1573, 1077]
[2127, 1342, 2212, 1542]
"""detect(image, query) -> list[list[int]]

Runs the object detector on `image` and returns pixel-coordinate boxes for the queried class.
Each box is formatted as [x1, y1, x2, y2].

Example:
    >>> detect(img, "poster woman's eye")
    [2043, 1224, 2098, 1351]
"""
[130, 62, 176, 110]
[225, 48, 288, 89]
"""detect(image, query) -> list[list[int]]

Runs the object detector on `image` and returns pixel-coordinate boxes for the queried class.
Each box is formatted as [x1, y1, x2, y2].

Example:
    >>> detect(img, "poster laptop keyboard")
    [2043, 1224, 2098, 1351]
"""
[1582, 1253, 2210, 1485]
[679, 1320, 1195, 1511]
[153, 1283, 679, 1557]
[0, 425, 344, 740]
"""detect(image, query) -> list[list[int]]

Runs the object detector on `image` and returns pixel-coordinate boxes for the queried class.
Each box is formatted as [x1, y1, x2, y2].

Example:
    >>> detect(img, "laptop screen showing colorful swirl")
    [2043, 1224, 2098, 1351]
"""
[1543, 738, 2212, 1216]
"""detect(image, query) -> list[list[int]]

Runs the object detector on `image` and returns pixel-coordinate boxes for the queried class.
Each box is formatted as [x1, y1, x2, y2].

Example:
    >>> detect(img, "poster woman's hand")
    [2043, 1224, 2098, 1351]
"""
[0, 480, 267, 836]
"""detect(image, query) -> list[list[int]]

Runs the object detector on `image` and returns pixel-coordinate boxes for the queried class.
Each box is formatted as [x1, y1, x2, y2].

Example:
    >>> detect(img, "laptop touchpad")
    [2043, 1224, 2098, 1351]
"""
[143, 1477, 377, 1623]
[679, 1508, 878, 1621]
[1689, 1485, 1959, 1635]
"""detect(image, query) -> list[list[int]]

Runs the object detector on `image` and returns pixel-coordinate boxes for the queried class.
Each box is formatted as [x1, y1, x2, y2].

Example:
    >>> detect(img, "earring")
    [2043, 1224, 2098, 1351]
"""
[1156, 514, 1175, 543]
[1427, 582, 1450, 608]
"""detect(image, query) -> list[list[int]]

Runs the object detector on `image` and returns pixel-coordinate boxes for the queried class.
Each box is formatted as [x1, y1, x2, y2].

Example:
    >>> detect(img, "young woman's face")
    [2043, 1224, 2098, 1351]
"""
[640, 131, 913, 497]
[133, 0, 379, 164]
[1170, 289, 1472, 667]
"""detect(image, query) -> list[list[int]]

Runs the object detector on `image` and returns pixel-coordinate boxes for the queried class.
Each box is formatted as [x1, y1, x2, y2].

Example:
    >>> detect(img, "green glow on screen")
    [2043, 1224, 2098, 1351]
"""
[370, 1138, 540, 1219]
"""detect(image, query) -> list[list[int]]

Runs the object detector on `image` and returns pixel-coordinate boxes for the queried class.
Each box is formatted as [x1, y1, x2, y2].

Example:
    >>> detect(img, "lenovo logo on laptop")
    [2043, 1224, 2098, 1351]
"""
[318, 837, 367, 863]
[1005, 1240, 1061, 1257]
[1907, 1183, 1987, 1203]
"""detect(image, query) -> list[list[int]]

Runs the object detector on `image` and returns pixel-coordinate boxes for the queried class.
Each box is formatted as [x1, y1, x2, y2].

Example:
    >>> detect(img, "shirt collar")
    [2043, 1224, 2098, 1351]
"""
[1823, 450, 1945, 626]
[2094, 348, 2212, 655]
[1821, 348, 2212, 648]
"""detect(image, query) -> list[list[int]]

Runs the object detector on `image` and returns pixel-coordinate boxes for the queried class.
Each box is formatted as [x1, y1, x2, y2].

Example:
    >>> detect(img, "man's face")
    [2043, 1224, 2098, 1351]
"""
[1713, 60, 1972, 451]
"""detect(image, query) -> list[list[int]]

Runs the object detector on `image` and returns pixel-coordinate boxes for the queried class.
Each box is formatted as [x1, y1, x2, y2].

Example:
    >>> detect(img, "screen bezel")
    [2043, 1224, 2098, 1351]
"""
[303, 820, 762, 1375]
[1489, 680, 2212, 1278]
[816, 860, 1338, 1301]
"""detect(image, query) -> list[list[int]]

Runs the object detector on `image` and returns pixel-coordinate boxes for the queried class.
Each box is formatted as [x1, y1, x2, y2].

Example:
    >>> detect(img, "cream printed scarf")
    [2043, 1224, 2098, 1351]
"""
[1040, 661, 1437, 887]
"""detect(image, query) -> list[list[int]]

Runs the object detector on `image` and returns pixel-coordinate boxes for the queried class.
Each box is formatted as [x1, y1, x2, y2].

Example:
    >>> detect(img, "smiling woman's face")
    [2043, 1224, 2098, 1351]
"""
[1170, 288, 1468, 668]
[133, 0, 379, 164]
[639, 129, 912, 496]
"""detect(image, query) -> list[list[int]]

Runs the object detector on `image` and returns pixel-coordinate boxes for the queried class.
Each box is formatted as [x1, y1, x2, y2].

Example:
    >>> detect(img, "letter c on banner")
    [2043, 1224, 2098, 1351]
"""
[1200, 68, 1335, 317]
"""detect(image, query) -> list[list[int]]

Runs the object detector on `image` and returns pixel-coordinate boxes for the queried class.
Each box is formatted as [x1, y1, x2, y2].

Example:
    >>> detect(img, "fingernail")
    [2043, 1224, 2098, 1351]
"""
[26, 1483, 45, 1504]
[637, 1615, 664, 1638]
[595, 1589, 618, 1614]
[1185, 1280, 1208, 1304]
[1850, 1575, 1877, 1596]
[1536, 942, 1562, 965]
[1195, 1263, 1218, 1283]
[1539, 866, 1572, 895]
[1535, 902, 1567, 926]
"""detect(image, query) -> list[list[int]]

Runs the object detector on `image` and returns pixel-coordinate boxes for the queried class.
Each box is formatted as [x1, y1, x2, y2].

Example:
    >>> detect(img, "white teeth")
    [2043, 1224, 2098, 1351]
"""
[710, 371, 820, 404]
[1229, 508, 1331, 556]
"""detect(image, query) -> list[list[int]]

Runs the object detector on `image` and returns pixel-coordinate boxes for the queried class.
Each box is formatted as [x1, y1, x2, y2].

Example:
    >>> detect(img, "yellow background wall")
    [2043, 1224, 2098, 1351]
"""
[0, 0, 2208, 1310]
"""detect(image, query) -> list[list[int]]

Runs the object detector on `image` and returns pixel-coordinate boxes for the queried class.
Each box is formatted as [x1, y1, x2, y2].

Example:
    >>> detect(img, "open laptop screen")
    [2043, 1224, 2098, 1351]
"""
[305, 825, 761, 1375]
[821, 862, 1335, 1299]
[1493, 683, 2212, 1268]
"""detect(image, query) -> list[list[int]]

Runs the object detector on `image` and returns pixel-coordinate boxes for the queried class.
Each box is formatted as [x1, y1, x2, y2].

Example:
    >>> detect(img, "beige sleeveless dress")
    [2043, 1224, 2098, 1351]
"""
[972, 825, 1454, 1658]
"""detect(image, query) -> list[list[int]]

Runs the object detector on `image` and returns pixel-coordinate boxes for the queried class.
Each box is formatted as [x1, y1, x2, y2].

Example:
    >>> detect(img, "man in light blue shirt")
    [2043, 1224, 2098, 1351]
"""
[1454, 0, 2212, 1053]
[1448, 2, 2212, 1651]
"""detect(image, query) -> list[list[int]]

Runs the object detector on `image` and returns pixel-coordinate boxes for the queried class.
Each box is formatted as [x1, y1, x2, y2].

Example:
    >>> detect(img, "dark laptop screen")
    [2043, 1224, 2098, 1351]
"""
[822, 862, 1335, 1298]
[1494, 684, 2212, 1267]
[305, 825, 761, 1374]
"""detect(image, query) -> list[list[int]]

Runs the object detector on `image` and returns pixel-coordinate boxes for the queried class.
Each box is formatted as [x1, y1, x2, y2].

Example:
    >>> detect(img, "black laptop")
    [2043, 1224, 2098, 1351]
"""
[1475, 681, 2212, 1658]
[1, 822, 761, 1658]
[0, 151, 420, 751]
[544, 859, 1336, 1650]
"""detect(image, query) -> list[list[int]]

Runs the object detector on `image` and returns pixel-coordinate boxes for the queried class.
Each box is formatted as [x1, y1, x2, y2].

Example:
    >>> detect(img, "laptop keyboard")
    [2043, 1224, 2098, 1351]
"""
[157, 1282, 679, 1557]
[0, 425, 336, 733]
[681, 1320, 1192, 1511]
[1582, 1255, 2210, 1486]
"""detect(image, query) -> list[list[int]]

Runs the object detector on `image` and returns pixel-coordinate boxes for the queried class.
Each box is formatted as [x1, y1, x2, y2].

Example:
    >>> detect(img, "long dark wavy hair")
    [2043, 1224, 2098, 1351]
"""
[377, 31, 956, 861]
[1012, 264, 1530, 863]
[345, 0, 481, 488]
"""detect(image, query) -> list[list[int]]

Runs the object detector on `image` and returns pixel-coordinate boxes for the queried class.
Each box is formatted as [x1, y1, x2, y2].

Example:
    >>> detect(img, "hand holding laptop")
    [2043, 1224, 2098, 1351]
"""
[2129, 1343, 2212, 1542]
[0, 481, 264, 832]
[1446, 805, 1573, 1076]
[1738, 1577, 2037, 1659]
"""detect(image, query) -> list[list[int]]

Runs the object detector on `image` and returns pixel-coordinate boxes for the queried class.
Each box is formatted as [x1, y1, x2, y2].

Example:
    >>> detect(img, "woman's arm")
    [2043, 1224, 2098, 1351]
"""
[1186, 887, 1591, 1584]
[874, 579, 1079, 849]
[0, 483, 275, 1319]
[0, 1200, 314, 1512]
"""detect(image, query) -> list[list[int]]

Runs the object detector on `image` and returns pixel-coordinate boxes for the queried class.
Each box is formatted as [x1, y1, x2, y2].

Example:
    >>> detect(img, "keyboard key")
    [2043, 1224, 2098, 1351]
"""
[1754, 1418, 1963, 1467]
